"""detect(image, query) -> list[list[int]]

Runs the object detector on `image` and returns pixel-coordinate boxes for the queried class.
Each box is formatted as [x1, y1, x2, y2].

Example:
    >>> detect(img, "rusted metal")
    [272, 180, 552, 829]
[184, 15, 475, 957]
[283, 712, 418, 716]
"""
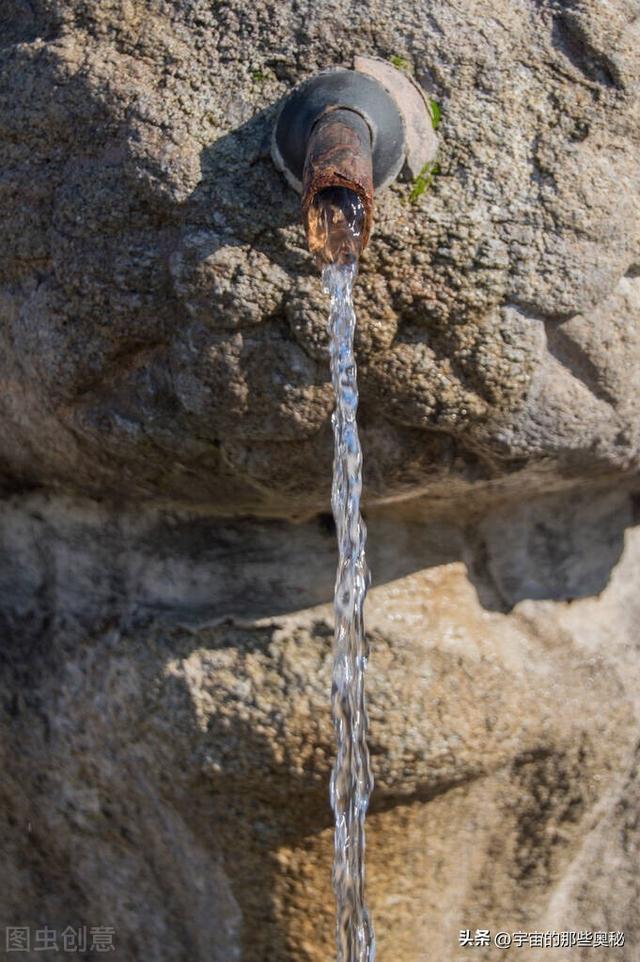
[271, 69, 404, 194]
[272, 60, 438, 257]
[301, 108, 374, 255]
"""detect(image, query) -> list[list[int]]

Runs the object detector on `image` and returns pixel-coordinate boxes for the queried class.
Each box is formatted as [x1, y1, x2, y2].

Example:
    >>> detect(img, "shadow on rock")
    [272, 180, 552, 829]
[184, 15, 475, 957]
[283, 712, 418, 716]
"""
[463, 485, 636, 611]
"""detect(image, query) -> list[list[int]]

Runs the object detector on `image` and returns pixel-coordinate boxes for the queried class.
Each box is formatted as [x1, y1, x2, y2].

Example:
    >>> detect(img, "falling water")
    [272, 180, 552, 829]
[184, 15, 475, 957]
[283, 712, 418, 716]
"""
[310, 187, 375, 962]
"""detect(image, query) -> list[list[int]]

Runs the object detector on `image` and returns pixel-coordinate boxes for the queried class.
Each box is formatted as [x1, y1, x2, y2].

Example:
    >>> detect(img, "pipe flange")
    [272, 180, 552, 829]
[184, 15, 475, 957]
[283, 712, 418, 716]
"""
[272, 68, 406, 193]
[353, 55, 439, 181]
[271, 58, 439, 195]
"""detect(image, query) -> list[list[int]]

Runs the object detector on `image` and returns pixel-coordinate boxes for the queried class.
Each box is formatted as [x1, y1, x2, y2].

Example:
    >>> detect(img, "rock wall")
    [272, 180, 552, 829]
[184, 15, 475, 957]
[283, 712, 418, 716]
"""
[1, 0, 640, 959]
[1, 488, 640, 960]
[1, 0, 639, 515]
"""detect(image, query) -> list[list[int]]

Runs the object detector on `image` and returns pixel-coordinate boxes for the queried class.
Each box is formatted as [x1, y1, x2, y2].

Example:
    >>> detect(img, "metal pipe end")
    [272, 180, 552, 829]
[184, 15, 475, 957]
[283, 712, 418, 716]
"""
[302, 109, 374, 257]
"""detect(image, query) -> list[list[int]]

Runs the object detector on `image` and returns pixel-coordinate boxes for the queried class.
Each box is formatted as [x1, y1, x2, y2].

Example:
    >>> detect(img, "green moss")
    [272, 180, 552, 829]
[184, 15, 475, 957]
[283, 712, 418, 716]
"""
[430, 99, 442, 130]
[251, 68, 267, 84]
[390, 55, 411, 72]
[409, 161, 441, 204]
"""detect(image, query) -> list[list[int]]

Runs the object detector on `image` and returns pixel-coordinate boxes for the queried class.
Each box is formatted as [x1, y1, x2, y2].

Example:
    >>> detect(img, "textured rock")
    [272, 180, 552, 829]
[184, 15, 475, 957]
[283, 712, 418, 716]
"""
[1, 488, 640, 961]
[0, 0, 639, 515]
[2, 1, 640, 960]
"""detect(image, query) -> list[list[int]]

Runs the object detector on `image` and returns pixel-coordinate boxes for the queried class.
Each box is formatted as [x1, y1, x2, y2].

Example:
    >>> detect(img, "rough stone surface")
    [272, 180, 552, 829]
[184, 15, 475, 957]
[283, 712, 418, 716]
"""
[2, 1, 640, 960]
[1, 487, 640, 961]
[0, 0, 639, 515]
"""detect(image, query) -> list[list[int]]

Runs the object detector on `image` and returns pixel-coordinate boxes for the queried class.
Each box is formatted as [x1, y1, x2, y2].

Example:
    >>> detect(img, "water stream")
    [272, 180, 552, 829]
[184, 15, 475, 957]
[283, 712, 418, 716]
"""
[311, 187, 376, 962]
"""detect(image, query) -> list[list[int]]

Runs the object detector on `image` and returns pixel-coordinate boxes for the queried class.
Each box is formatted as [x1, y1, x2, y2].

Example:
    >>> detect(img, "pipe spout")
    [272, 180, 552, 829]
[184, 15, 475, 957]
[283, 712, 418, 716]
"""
[302, 110, 373, 263]
[271, 60, 439, 260]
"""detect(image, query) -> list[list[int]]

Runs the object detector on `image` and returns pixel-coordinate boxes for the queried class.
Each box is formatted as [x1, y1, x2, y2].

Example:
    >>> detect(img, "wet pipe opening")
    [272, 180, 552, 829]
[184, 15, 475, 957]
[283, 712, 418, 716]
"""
[303, 110, 373, 259]
[306, 186, 368, 267]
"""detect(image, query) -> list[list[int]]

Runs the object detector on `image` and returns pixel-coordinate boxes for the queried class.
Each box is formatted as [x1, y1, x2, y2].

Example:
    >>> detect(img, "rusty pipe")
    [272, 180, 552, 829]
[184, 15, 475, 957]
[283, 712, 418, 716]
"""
[302, 109, 374, 257]
[271, 62, 439, 257]
[272, 68, 405, 259]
